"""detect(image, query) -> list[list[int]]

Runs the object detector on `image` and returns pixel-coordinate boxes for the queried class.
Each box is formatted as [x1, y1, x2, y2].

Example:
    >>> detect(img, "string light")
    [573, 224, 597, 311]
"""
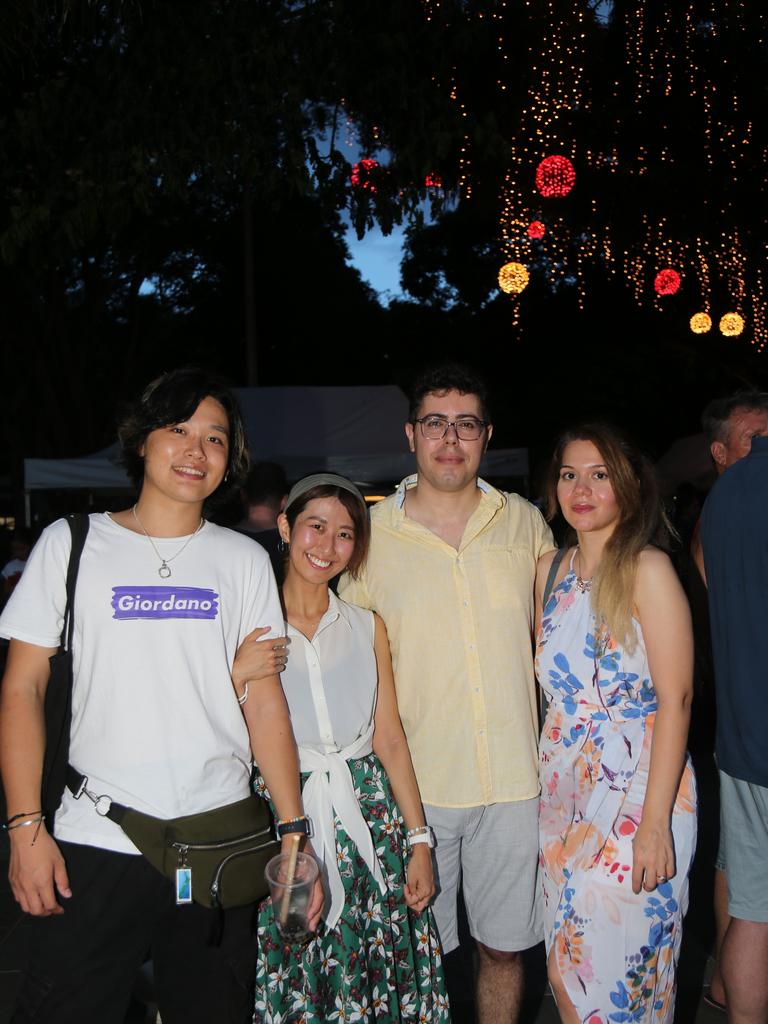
[654, 269, 681, 296]
[350, 159, 379, 193]
[535, 156, 576, 198]
[417, 3, 766, 350]
[720, 312, 745, 337]
[690, 312, 712, 334]
[498, 262, 530, 294]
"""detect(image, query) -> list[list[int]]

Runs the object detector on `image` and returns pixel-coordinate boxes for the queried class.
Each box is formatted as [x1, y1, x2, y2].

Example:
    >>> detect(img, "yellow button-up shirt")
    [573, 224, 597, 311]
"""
[339, 475, 555, 808]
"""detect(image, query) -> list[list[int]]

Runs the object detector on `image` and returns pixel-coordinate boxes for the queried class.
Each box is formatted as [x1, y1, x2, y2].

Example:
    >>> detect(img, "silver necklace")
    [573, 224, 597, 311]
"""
[132, 505, 205, 579]
[575, 549, 593, 593]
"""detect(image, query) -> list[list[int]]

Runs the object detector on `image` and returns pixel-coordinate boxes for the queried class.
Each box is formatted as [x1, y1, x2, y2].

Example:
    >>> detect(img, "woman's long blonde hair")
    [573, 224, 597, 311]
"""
[545, 424, 675, 651]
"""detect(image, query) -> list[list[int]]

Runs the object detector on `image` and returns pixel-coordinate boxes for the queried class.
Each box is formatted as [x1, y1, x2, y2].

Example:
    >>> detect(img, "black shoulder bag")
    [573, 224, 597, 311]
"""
[41, 513, 90, 821]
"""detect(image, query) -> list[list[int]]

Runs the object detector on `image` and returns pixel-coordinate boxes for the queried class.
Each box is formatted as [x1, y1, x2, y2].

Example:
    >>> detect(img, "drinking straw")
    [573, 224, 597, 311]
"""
[279, 833, 302, 927]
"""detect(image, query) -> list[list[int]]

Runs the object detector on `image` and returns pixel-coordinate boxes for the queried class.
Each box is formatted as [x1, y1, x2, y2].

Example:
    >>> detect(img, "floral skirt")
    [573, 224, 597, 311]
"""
[254, 754, 451, 1023]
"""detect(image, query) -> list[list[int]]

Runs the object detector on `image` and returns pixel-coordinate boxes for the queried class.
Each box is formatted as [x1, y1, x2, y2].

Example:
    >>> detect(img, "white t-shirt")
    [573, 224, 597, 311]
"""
[0, 513, 284, 854]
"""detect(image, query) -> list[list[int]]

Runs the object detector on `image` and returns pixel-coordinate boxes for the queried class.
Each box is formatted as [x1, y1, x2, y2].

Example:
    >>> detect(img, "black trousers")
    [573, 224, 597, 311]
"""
[12, 841, 258, 1024]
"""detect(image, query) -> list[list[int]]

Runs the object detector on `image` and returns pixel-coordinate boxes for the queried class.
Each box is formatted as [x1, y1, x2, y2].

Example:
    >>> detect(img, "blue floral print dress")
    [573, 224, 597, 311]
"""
[536, 552, 697, 1023]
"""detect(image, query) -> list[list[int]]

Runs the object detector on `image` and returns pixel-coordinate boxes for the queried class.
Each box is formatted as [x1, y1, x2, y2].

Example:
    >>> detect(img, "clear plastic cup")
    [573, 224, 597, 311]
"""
[264, 850, 319, 943]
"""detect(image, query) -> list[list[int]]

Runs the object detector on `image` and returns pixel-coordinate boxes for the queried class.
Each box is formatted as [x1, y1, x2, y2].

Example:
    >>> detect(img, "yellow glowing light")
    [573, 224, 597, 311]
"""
[719, 312, 745, 337]
[689, 312, 712, 334]
[498, 261, 529, 294]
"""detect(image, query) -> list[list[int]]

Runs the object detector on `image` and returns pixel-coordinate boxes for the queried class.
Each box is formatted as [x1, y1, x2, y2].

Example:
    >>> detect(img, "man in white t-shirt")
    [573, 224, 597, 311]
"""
[0, 369, 314, 1024]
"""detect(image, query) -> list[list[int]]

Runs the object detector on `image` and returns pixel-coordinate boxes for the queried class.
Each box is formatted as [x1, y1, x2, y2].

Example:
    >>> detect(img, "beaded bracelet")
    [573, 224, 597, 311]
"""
[276, 815, 313, 838]
[406, 825, 429, 837]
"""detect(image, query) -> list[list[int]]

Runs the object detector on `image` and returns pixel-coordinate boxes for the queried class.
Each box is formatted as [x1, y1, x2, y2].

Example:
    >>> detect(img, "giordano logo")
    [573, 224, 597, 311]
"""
[111, 586, 219, 620]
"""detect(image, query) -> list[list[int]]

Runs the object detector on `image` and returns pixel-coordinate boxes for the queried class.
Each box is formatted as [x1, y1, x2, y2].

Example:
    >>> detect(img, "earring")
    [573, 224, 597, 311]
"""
[278, 538, 288, 553]
[224, 471, 230, 482]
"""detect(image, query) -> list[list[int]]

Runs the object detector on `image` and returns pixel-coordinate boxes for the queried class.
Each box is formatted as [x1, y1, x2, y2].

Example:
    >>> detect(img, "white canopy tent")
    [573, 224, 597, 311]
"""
[24, 385, 529, 491]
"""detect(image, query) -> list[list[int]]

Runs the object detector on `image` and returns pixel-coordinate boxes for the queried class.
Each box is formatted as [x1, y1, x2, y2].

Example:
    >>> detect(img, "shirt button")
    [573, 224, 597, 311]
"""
[463, 600, 469, 607]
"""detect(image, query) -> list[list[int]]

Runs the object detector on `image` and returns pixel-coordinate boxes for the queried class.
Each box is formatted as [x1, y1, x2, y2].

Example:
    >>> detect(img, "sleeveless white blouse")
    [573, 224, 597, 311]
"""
[281, 590, 377, 752]
[279, 590, 386, 928]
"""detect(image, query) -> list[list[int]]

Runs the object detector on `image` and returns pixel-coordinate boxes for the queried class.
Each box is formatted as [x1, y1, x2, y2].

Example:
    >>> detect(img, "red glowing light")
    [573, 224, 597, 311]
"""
[527, 220, 546, 239]
[350, 158, 379, 193]
[654, 268, 681, 296]
[425, 172, 443, 189]
[535, 155, 576, 198]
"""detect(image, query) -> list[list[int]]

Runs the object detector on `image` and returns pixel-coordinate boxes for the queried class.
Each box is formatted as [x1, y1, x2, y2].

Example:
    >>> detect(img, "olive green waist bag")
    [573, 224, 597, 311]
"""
[66, 766, 279, 909]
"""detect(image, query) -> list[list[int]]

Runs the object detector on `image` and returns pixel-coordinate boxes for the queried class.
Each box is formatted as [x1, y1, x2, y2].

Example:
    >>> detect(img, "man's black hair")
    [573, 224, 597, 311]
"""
[118, 367, 249, 512]
[408, 362, 490, 423]
[701, 390, 768, 444]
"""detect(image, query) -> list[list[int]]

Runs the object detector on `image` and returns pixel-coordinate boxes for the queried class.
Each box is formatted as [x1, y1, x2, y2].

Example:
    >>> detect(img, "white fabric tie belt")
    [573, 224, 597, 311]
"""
[299, 724, 387, 930]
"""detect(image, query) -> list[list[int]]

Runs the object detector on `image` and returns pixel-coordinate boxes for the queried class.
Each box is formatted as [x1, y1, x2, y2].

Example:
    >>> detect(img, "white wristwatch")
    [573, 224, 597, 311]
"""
[407, 826, 436, 849]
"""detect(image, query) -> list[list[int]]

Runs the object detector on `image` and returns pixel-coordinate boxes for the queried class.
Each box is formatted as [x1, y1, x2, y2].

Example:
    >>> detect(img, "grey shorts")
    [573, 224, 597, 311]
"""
[719, 770, 768, 922]
[425, 798, 542, 954]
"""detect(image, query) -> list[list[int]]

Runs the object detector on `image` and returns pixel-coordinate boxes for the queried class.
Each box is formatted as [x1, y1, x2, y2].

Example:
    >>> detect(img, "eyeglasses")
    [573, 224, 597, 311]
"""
[413, 415, 488, 441]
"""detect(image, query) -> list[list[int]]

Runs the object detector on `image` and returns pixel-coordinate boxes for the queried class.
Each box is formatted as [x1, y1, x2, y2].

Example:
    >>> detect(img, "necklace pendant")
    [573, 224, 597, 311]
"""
[158, 563, 172, 579]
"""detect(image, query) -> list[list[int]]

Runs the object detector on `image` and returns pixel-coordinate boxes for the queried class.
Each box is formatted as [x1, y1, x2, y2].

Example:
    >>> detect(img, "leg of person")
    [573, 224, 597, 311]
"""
[151, 897, 258, 1024]
[708, 866, 729, 1008]
[423, 804, 470, 1016]
[461, 798, 541, 1024]
[721, 921, 768, 1024]
[718, 772, 768, 1024]
[11, 842, 161, 1024]
[423, 804, 466, 956]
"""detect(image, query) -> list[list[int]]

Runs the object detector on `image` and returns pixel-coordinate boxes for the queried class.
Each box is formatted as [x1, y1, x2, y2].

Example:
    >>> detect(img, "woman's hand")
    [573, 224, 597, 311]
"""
[631, 819, 676, 894]
[232, 627, 290, 698]
[404, 844, 435, 913]
[278, 835, 324, 932]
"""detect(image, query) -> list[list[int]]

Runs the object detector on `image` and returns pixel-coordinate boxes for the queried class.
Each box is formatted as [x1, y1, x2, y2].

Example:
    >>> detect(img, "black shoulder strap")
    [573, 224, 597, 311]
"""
[542, 547, 567, 611]
[61, 513, 90, 652]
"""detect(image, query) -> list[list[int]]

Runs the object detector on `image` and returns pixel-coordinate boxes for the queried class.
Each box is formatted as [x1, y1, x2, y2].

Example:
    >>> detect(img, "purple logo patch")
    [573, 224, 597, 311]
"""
[112, 586, 219, 620]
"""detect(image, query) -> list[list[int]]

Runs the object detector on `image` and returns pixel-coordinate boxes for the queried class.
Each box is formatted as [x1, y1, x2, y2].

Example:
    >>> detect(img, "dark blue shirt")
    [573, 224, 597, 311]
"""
[701, 436, 768, 786]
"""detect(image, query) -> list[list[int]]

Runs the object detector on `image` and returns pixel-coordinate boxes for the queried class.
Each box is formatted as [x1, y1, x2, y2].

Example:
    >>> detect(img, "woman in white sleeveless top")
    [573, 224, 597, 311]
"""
[233, 473, 450, 1024]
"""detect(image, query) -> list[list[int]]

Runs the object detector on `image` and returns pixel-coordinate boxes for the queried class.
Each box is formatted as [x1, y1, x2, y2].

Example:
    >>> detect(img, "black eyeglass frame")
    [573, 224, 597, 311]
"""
[412, 415, 489, 441]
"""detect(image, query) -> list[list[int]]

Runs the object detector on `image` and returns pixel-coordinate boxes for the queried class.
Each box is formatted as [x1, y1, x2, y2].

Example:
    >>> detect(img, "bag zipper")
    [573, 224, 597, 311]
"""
[209, 837, 279, 906]
[171, 826, 272, 859]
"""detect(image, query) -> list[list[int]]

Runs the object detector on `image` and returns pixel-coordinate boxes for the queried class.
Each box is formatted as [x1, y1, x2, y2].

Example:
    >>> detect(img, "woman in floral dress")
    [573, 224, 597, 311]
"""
[232, 473, 450, 1024]
[534, 426, 697, 1024]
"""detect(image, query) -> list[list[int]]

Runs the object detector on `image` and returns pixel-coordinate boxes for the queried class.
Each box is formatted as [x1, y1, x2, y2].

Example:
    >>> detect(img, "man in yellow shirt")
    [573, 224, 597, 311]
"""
[339, 364, 555, 1023]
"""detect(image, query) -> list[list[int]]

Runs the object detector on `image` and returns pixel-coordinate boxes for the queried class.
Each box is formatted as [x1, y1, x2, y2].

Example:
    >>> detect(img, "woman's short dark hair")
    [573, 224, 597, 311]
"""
[284, 485, 370, 579]
[118, 367, 249, 512]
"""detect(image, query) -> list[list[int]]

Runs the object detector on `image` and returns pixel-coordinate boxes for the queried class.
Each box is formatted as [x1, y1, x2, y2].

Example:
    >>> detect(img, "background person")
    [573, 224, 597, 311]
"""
[0, 368, 317, 1024]
[1, 529, 32, 603]
[535, 425, 697, 1024]
[701, 432, 768, 1024]
[235, 460, 289, 583]
[233, 473, 449, 1022]
[340, 363, 554, 1024]
[692, 390, 768, 1013]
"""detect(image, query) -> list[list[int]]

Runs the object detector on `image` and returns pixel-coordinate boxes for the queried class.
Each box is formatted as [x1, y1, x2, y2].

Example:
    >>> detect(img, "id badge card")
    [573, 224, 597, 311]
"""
[175, 867, 193, 905]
